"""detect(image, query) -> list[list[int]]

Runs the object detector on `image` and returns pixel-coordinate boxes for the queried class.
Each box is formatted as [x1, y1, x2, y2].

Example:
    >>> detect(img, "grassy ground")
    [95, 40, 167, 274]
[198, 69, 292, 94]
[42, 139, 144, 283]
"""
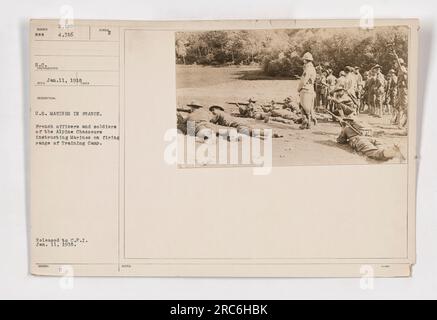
[176, 65, 408, 166]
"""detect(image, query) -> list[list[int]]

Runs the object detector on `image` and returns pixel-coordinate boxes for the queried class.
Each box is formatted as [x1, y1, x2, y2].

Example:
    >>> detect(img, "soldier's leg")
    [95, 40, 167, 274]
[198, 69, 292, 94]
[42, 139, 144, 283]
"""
[367, 94, 373, 115]
[299, 112, 309, 129]
[236, 125, 252, 136]
[366, 146, 404, 161]
[361, 92, 368, 112]
[299, 92, 312, 129]
[399, 107, 408, 128]
[386, 96, 391, 116]
[399, 92, 408, 128]
[375, 95, 380, 117]
[238, 105, 248, 117]
[315, 91, 321, 109]
[337, 106, 345, 118]
[309, 93, 316, 127]
[177, 113, 187, 134]
[391, 104, 399, 125]
[322, 93, 328, 108]
[376, 95, 383, 117]
[269, 116, 292, 124]
[365, 139, 404, 161]
[254, 112, 267, 121]
[196, 123, 216, 141]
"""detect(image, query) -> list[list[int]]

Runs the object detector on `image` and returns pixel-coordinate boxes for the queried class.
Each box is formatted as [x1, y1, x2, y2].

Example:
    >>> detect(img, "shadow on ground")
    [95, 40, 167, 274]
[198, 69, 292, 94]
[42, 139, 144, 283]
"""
[234, 69, 295, 81]
[314, 139, 382, 164]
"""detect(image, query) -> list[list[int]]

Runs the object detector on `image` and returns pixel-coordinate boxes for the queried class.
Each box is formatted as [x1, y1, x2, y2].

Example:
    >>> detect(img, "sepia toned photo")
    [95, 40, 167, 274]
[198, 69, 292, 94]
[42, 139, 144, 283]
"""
[29, 19, 418, 278]
[175, 26, 410, 167]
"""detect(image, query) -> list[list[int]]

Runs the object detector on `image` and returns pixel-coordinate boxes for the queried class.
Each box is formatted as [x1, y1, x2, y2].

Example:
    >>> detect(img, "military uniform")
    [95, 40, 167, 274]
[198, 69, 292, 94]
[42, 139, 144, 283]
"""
[269, 107, 300, 122]
[283, 96, 300, 113]
[354, 69, 363, 110]
[336, 119, 401, 161]
[250, 104, 270, 120]
[238, 98, 270, 120]
[184, 108, 216, 139]
[210, 110, 257, 136]
[374, 69, 386, 117]
[326, 73, 337, 93]
[315, 69, 328, 109]
[326, 72, 337, 111]
[298, 52, 317, 129]
[331, 92, 355, 118]
[396, 63, 408, 128]
[386, 71, 398, 116]
[320, 72, 329, 108]
[345, 67, 358, 99]
[238, 101, 254, 118]
[365, 71, 377, 115]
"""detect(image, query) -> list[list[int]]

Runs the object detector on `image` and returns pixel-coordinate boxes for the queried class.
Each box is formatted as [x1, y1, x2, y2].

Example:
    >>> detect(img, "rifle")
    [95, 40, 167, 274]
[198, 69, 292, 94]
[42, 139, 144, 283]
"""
[319, 81, 336, 93]
[322, 107, 362, 135]
[323, 78, 360, 107]
[346, 91, 360, 108]
[330, 95, 359, 112]
[226, 102, 250, 106]
[387, 42, 403, 70]
[177, 107, 192, 113]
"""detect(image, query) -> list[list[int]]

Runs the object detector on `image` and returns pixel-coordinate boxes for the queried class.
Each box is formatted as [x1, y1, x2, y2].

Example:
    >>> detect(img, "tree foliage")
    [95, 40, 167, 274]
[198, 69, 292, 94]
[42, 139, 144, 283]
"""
[175, 26, 408, 76]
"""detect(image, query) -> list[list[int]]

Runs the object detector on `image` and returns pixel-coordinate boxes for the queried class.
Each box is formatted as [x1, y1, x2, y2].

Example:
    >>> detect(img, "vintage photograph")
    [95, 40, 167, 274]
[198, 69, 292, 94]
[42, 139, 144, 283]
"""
[175, 26, 409, 166]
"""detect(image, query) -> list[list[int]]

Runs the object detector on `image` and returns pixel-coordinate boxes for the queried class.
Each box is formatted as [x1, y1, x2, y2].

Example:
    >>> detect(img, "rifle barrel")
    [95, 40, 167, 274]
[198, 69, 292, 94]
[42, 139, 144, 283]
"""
[323, 108, 361, 135]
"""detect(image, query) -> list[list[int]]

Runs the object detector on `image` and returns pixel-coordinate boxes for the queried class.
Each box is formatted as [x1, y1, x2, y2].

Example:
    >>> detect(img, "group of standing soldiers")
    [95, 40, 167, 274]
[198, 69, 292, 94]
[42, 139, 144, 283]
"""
[296, 51, 405, 161]
[312, 55, 408, 129]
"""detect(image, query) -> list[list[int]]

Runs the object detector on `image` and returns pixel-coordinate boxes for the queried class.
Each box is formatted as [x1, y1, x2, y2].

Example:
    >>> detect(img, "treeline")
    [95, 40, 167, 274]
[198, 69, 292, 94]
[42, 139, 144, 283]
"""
[175, 27, 408, 77]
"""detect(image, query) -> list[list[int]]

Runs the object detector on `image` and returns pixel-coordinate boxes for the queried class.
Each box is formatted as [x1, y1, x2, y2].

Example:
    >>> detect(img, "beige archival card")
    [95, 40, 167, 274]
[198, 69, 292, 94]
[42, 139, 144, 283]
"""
[30, 19, 418, 277]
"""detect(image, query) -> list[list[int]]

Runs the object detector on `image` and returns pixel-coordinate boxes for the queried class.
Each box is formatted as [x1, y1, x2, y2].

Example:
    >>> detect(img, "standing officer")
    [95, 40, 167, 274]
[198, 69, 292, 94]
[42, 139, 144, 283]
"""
[297, 52, 317, 129]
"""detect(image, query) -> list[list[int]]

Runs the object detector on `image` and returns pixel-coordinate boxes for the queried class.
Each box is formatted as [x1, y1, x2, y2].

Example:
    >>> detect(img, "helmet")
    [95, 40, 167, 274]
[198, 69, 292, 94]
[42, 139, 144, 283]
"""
[248, 97, 257, 103]
[302, 52, 313, 61]
[334, 84, 346, 92]
[187, 100, 204, 108]
[209, 105, 224, 112]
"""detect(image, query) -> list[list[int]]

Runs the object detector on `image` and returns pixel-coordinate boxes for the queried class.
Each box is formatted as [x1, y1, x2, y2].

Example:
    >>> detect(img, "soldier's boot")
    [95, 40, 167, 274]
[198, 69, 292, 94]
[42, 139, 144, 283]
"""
[384, 144, 405, 161]
[391, 110, 398, 125]
[307, 116, 312, 129]
[263, 112, 271, 123]
[299, 116, 309, 129]
[399, 112, 408, 128]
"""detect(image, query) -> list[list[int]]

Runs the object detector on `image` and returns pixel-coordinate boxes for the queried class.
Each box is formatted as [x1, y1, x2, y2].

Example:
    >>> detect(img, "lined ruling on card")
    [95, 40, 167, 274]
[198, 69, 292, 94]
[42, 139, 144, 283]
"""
[31, 24, 119, 87]
[31, 23, 120, 148]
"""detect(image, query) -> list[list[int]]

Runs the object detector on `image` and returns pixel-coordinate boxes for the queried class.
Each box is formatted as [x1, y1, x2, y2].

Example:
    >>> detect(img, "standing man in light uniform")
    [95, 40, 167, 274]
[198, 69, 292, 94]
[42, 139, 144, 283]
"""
[297, 52, 317, 129]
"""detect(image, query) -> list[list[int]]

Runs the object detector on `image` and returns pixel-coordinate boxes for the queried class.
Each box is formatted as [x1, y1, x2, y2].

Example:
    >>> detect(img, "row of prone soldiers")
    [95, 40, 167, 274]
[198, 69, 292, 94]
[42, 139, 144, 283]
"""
[177, 96, 332, 137]
[176, 99, 404, 162]
[314, 60, 408, 128]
